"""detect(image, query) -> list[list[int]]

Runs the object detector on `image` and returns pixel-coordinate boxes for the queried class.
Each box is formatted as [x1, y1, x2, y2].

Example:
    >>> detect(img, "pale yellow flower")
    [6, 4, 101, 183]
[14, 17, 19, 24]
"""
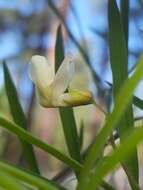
[29, 54, 93, 107]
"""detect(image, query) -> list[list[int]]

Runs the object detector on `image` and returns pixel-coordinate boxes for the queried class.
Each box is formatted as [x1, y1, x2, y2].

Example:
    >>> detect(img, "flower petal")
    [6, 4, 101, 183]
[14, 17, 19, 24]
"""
[52, 53, 75, 96]
[29, 55, 54, 89]
[69, 58, 93, 91]
[60, 89, 93, 106]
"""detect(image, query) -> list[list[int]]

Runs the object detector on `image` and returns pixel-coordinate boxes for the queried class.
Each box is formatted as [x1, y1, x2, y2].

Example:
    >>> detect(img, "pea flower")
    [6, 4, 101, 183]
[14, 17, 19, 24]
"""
[29, 54, 93, 107]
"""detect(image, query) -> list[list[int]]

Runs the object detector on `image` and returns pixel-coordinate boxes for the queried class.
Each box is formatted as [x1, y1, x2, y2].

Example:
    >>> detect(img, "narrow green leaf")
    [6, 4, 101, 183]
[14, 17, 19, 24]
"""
[0, 170, 28, 190]
[55, 25, 81, 163]
[103, 82, 143, 110]
[120, 0, 129, 46]
[81, 125, 143, 190]
[0, 115, 82, 173]
[55, 24, 64, 72]
[102, 82, 143, 111]
[79, 122, 84, 150]
[77, 57, 143, 190]
[133, 96, 143, 110]
[0, 160, 114, 190]
[3, 62, 40, 174]
[0, 161, 66, 190]
[108, 0, 138, 182]
[101, 181, 117, 190]
[59, 108, 81, 162]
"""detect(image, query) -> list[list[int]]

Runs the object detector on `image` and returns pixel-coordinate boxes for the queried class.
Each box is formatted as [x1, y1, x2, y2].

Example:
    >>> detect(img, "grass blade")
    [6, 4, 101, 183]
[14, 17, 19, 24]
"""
[101, 82, 143, 110]
[59, 108, 81, 162]
[0, 171, 28, 190]
[79, 122, 84, 151]
[3, 62, 40, 174]
[77, 57, 143, 190]
[0, 115, 82, 173]
[108, 0, 138, 182]
[55, 25, 64, 72]
[0, 161, 66, 190]
[55, 25, 81, 163]
[81, 125, 143, 190]
[120, 0, 129, 46]
[101, 181, 117, 190]
[133, 96, 143, 110]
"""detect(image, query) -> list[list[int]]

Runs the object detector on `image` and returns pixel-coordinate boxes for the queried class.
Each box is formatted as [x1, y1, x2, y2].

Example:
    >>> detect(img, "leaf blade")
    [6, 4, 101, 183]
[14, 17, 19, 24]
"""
[55, 25, 81, 163]
[77, 57, 143, 190]
[0, 170, 28, 190]
[120, 0, 129, 46]
[3, 62, 40, 174]
[82, 126, 143, 190]
[59, 108, 81, 162]
[0, 161, 66, 190]
[133, 96, 143, 110]
[108, 0, 138, 182]
[0, 115, 82, 173]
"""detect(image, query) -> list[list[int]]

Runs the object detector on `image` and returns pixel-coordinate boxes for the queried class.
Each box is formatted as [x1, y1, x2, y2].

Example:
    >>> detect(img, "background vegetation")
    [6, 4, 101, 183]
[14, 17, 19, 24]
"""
[0, 0, 143, 189]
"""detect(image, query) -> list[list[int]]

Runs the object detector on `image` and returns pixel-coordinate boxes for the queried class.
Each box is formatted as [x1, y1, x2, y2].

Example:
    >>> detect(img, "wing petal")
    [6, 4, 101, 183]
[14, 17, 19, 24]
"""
[52, 53, 75, 96]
